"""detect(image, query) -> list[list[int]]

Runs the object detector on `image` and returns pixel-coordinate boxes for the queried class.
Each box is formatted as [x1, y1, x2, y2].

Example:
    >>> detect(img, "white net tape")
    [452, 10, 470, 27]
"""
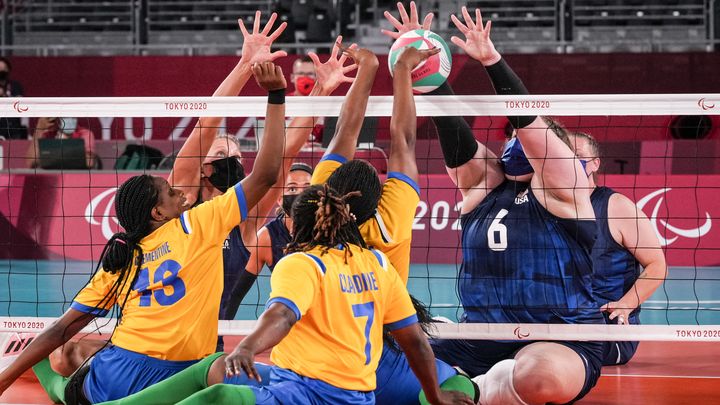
[1, 317, 718, 341]
[2, 94, 719, 117]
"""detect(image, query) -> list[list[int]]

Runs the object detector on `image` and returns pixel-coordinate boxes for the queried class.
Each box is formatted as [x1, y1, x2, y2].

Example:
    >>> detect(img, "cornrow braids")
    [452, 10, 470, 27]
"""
[572, 131, 601, 158]
[286, 184, 367, 262]
[86, 175, 159, 316]
[326, 160, 382, 225]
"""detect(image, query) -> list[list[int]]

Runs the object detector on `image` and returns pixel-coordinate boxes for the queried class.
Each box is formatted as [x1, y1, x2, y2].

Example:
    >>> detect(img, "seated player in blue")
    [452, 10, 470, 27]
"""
[223, 162, 314, 312]
[427, 6, 606, 404]
[571, 131, 667, 365]
[0, 61, 288, 403]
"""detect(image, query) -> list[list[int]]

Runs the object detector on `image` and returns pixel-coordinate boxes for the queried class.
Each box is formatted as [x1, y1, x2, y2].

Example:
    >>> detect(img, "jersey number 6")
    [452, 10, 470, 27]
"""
[133, 259, 187, 307]
[488, 209, 509, 252]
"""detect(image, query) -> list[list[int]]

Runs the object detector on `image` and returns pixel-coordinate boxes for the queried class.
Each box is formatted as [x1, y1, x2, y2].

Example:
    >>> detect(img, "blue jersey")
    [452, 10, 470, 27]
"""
[591, 186, 642, 323]
[458, 180, 603, 324]
[219, 226, 251, 321]
[265, 213, 292, 272]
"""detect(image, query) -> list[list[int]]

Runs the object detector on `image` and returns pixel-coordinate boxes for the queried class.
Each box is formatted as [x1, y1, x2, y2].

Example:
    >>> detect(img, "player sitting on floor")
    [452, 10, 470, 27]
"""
[571, 131, 667, 366]
[428, 6, 606, 404]
[0, 61, 287, 404]
[87, 184, 474, 405]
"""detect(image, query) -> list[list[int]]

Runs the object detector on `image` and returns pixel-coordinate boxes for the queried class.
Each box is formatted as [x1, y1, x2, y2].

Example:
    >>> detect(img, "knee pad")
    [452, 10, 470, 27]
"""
[471, 359, 528, 405]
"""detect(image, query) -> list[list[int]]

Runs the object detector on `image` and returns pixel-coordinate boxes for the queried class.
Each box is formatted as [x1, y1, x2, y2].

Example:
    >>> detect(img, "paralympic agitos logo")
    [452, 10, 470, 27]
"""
[85, 188, 120, 240]
[636, 188, 712, 246]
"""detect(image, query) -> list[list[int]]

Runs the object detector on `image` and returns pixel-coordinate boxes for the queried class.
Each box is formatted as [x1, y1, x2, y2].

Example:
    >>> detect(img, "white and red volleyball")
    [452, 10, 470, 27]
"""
[388, 29, 452, 94]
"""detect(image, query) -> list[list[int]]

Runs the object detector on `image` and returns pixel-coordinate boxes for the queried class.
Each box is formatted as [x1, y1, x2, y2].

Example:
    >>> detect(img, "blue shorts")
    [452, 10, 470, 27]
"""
[224, 362, 274, 388]
[250, 366, 374, 405]
[375, 346, 457, 405]
[430, 339, 604, 404]
[82, 345, 198, 403]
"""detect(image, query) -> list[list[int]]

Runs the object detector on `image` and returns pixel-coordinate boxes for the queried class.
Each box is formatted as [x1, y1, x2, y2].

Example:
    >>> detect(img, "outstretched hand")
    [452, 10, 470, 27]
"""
[308, 35, 358, 95]
[381, 1, 434, 39]
[394, 46, 440, 71]
[239, 11, 288, 65]
[450, 6, 501, 66]
[252, 62, 287, 91]
[335, 39, 379, 68]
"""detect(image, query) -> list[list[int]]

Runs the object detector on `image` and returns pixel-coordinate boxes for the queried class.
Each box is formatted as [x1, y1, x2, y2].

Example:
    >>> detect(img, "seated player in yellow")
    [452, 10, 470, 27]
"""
[0, 61, 288, 403]
[309, 41, 418, 284]
[160, 184, 473, 405]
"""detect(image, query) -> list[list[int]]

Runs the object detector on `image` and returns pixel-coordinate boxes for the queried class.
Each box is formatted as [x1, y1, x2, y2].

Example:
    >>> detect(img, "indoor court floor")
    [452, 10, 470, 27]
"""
[1, 339, 719, 404]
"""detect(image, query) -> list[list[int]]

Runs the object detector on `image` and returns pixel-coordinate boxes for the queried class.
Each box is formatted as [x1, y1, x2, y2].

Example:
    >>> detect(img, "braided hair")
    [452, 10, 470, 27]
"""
[326, 160, 382, 225]
[91, 174, 159, 313]
[286, 184, 366, 261]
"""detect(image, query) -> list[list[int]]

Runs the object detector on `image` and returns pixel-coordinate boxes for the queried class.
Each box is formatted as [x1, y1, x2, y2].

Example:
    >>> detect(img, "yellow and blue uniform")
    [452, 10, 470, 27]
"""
[311, 155, 419, 284]
[71, 182, 248, 402]
[252, 245, 417, 404]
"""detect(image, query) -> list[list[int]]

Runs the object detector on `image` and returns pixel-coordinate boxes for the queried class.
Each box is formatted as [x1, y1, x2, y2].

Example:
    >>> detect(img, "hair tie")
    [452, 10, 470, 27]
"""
[115, 239, 127, 246]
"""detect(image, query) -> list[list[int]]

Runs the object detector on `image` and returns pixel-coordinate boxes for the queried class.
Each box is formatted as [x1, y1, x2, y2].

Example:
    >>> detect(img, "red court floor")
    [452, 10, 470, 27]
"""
[2, 339, 718, 404]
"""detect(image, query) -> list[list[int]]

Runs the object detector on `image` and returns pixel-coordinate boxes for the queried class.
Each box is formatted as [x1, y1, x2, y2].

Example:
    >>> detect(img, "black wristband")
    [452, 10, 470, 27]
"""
[221, 270, 258, 320]
[485, 58, 536, 129]
[268, 89, 286, 105]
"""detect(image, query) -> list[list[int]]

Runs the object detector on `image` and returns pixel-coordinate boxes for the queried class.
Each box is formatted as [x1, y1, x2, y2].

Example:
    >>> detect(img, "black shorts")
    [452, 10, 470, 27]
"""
[430, 339, 604, 404]
[602, 340, 639, 366]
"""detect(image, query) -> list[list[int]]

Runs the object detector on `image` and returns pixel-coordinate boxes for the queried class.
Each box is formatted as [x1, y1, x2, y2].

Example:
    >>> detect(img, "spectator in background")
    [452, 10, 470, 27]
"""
[0, 57, 27, 139]
[291, 55, 325, 147]
[28, 117, 99, 169]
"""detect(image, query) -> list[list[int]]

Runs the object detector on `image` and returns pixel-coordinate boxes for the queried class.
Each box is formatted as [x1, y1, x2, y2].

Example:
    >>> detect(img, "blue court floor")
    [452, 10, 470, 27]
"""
[1, 261, 719, 324]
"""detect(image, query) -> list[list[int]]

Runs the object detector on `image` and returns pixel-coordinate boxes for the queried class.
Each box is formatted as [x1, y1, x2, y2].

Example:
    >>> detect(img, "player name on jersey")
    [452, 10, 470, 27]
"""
[338, 272, 379, 294]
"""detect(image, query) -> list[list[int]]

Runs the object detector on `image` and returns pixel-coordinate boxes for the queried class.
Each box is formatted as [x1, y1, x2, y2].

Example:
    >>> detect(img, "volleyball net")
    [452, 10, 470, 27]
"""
[1, 93, 719, 346]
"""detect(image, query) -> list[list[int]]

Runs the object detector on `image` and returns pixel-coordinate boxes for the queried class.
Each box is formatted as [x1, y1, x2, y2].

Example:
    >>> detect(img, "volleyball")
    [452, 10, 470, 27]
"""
[388, 29, 452, 94]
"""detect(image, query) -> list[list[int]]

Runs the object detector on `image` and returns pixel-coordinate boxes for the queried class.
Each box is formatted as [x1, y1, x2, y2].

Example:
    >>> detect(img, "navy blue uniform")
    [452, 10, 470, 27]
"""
[265, 213, 292, 272]
[431, 180, 604, 402]
[217, 226, 251, 351]
[591, 186, 641, 365]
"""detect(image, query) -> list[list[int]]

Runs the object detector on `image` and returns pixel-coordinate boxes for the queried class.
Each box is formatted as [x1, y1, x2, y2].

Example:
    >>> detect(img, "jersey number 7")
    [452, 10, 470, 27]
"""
[352, 302, 375, 365]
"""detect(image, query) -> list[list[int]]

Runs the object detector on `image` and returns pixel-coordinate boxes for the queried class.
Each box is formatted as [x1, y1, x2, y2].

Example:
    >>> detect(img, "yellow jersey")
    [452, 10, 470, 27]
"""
[267, 245, 417, 391]
[311, 156, 419, 284]
[71, 182, 248, 361]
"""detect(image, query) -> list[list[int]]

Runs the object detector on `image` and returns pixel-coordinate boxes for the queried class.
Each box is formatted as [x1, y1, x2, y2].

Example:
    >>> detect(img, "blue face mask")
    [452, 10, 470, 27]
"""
[579, 159, 589, 175]
[500, 137, 534, 176]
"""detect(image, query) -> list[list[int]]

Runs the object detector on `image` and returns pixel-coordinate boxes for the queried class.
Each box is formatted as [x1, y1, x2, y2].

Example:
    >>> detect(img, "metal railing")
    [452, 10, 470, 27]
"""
[0, 0, 716, 55]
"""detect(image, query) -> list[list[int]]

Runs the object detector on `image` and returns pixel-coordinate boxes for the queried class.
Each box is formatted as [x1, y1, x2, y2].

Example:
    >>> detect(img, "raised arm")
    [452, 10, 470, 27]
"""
[602, 194, 667, 324]
[389, 46, 439, 182]
[0, 309, 94, 394]
[322, 43, 379, 161]
[239, 62, 287, 210]
[384, 2, 503, 209]
[241, 38, 358, 243]
[169, 11, 287, 207]
[453, 7, 590, 218]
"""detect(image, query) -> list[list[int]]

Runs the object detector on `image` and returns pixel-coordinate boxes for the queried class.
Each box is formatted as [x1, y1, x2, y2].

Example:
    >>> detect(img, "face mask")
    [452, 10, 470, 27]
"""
[579, 159, 591, 177]
[61, 118, 78, 135]
[500, 137, 534, 176]
[0, 71, 8, 81]
[294, 76, 315, 96]
[282, 194, 299, 215]
[204, 157, 245, 193]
